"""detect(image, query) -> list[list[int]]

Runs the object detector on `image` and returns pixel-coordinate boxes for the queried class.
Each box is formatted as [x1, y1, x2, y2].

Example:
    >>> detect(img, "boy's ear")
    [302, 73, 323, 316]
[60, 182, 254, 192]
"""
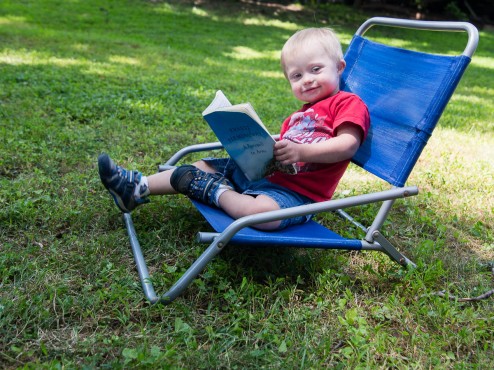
[338, 59, 346, 74]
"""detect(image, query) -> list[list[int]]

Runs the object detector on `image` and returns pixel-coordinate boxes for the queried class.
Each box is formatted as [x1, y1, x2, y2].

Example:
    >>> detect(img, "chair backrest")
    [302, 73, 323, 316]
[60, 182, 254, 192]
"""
[341, 33, 471, 187]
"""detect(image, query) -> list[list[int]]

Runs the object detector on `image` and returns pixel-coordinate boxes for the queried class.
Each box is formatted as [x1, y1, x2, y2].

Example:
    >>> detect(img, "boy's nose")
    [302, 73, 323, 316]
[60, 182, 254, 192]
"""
[303, 76, 314, 84]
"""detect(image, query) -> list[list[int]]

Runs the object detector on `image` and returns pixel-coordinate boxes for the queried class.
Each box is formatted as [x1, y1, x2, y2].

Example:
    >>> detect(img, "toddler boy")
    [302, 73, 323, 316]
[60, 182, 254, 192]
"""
[99, 28, 370, 230]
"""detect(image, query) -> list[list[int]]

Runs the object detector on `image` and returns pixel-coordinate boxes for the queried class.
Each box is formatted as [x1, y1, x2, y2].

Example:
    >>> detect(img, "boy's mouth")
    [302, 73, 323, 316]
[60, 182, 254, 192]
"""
[303, 86, 319, 93]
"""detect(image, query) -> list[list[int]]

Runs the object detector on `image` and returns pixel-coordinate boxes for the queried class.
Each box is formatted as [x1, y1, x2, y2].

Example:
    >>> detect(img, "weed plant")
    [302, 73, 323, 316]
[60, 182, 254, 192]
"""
[1, 0, 493, 368]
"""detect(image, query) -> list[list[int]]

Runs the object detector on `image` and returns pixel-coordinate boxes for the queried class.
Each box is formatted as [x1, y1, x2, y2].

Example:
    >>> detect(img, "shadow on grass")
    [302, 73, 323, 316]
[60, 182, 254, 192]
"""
[2, 0, 492, 293]
[2, 3, 494, 368]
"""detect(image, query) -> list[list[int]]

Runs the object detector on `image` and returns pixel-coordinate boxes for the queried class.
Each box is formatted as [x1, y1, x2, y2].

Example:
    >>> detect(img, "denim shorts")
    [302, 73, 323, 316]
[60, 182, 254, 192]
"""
[203, 157, 314, 229]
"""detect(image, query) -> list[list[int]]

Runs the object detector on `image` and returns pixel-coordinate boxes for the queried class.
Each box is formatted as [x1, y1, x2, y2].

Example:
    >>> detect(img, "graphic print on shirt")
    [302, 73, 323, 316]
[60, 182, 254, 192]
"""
[283, 108, 333, 172]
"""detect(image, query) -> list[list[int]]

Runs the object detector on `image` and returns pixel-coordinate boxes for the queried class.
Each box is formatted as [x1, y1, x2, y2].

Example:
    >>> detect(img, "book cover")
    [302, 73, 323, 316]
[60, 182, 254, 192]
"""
[202, 90, 296, 181]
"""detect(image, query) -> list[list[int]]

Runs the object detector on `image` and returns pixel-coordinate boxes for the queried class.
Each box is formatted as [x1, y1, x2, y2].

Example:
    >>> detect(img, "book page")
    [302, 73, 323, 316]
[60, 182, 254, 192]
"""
[201, 90, 232, 116]
[202, 90, 269, 133]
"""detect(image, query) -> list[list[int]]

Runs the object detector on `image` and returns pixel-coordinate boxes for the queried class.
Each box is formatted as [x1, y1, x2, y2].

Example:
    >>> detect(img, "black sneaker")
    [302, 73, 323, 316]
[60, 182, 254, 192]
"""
[170, 165, 232, 205]
[98, 153, 149, 213]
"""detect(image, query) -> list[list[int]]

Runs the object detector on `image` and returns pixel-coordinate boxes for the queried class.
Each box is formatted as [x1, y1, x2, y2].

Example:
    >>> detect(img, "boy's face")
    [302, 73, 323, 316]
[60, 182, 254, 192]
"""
[284, 45, 345, 104]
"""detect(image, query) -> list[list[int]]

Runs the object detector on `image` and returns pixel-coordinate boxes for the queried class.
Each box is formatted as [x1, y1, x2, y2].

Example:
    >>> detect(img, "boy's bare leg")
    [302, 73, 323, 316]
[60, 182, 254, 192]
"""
[150, 161, 282, 230]
[218, 191, 281, 230]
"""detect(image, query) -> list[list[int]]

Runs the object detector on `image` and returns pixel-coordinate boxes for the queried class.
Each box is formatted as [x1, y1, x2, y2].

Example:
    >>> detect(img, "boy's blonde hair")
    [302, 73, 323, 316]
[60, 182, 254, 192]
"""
[281, 28, 343, 75]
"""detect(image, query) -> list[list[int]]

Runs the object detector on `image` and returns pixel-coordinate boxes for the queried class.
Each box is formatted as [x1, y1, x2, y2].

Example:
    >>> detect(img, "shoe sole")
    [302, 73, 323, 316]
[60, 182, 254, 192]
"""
[98, 153, 132, 213]
[108, 188, 131, 213]
[98, 153, 113, 189]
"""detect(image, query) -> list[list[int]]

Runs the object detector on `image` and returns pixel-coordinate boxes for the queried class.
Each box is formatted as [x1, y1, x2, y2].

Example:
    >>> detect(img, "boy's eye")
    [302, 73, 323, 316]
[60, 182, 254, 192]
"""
[290, 73, 302, 80]
[312, 66, 321, 73]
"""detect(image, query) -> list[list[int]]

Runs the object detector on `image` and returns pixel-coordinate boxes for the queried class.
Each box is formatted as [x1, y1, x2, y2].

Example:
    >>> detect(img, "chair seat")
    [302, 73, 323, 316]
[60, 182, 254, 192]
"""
[191, 200, 363, 249]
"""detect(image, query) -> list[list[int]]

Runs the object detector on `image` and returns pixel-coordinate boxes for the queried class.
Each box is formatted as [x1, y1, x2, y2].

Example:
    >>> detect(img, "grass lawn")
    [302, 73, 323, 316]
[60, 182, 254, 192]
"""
[1, 0, 493, 368]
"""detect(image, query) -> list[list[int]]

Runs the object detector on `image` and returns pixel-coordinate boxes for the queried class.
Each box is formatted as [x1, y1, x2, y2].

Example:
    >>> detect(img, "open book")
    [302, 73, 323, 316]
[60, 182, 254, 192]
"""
[202, 90, 296, 181]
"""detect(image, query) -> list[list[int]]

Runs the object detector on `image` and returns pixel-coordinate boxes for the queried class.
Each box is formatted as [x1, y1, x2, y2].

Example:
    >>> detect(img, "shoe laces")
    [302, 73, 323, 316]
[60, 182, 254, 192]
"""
[116, 165, 137, 184]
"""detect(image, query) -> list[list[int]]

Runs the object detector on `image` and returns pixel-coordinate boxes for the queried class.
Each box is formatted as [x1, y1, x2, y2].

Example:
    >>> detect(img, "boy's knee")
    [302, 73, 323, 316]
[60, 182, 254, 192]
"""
[243, 195, 280, 215]
[193, 160, 216, 174]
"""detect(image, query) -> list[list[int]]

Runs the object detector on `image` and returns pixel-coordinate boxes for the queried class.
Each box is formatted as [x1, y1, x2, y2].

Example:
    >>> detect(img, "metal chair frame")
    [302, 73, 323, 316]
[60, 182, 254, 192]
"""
[121, 17, 478, 304]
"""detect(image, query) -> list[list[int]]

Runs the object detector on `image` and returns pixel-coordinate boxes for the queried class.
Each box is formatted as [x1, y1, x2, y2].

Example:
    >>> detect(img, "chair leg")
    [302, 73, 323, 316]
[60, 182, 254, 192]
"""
[158, 238, 226, 304]
[372, 230, 416, 267]
[123, 213, 159, 303]
[123, 212, 226, 304]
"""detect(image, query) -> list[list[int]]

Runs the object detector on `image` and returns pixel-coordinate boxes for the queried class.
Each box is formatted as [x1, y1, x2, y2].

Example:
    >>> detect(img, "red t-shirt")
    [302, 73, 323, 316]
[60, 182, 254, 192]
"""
[267, 91, 370, 202]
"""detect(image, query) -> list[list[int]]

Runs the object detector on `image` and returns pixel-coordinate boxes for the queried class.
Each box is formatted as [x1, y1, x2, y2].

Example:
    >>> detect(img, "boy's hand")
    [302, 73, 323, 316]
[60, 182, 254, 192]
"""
[274, 139, 302, 165]
[273, 123, 362, 165]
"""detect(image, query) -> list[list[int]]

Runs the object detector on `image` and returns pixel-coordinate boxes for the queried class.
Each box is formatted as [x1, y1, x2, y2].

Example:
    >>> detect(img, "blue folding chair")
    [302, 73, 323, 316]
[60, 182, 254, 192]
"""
[123, 17, 479, 304]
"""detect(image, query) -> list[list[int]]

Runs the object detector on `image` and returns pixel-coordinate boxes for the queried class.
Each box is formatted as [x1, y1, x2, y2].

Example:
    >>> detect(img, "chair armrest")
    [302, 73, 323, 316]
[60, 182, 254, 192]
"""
[213, 186, 418, 246]
[159, 134, 281, 171]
